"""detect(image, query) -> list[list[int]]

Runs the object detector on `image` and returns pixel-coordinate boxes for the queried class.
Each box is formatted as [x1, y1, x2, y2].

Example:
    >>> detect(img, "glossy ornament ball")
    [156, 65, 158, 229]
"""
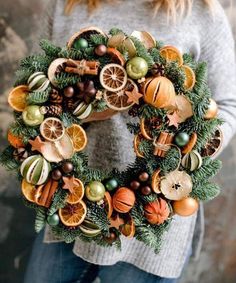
[173, 197, 199, 216]
[47, 214, 60, 226]
[86, 181, 106, 202]
[64, 86, 74, 98]
[175, 132, 190, 147]
[144, 198, 170, 224]
[126, 57, 148, 79]
[22, 105, 44, 126]
[112, 187, 136, 213]
[51, 169, 62, 180]
[130, 180, 140, 191]
[61, 161, 74, 174]
[204, 98, 218, 120]
[20, 155, 51, 185]
[95, 44, 107, 56]
[105, 229, 117, 244]
[74, 38, 88, 50]
[141, 186, 152, 196]
[105, 178, 118, 191]
[139, 172, 149, 182]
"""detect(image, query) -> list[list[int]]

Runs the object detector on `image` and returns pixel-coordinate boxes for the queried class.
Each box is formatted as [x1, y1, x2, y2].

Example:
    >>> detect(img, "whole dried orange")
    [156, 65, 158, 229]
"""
[182, 65, 196, 90]
[40, 117, 65, 142]
[59, 201, 87, 227]
[66, 124, 87, 152]
[8, 85, 28, 112]
[21, 179, 36, 202]
[66, 178, 85, 204]
[7, 130, 24, 148]
[160, 46, 183, 66]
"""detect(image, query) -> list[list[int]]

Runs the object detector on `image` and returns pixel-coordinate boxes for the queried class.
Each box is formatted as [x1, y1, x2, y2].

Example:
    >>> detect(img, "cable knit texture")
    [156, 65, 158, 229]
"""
[41, 0, 236, 278]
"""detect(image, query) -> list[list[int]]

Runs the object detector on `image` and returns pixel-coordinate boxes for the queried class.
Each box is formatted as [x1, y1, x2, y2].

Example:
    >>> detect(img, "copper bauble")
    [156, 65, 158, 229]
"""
[143, 76, 176, 109]
[173, 197, 199, 216]
[144, 198, 170, 225]
[204, 98, 218, 119]
[112, 187, 136, 213]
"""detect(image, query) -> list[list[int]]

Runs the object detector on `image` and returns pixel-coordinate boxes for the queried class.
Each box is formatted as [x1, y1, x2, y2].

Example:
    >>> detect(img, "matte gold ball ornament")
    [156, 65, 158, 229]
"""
[204, 98, 218, 119]
[173, 197, 199, 216]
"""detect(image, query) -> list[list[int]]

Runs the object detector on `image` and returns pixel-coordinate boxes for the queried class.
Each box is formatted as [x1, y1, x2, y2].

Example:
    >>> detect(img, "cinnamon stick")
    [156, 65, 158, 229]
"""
[39, 179, 52, 206]
[45, 181, 59, 208]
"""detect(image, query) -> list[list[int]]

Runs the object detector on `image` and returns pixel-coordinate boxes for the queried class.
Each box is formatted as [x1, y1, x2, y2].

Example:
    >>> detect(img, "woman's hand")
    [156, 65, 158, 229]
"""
[82, 108, 118, 123]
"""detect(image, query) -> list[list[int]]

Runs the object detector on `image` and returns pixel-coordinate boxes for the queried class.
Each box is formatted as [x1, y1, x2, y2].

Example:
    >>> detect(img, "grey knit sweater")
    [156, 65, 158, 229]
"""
[41, 0, 236, 278]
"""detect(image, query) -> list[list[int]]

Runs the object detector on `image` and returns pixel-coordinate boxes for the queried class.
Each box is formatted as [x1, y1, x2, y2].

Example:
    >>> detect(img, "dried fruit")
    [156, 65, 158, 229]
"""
[40, 118, 65, 142]
[66, 124, 87, 152]
[160, 45, 183, 66]
[59, 201, 87, 227]
[144, 199, 170, 224]
[112, 187, 135, 213]
[8, 85, 28, 112]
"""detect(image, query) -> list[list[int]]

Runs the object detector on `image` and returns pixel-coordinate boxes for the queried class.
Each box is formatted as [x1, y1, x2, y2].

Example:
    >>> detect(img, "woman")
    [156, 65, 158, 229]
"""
[24, 1, 236, 282]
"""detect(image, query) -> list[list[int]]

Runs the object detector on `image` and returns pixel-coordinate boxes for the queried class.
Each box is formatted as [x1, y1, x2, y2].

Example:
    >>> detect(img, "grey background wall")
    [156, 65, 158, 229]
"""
[0, 1, 235, 282]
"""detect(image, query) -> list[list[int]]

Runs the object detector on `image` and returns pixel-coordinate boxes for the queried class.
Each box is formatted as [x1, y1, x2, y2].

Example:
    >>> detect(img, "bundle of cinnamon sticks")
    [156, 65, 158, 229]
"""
[65, 59, 99, 76]
[153, 132, 174, 157]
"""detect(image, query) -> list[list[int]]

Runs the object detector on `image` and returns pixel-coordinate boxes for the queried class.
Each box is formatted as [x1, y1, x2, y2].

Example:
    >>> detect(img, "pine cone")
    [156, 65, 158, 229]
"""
[13, 147, 28, 162]
[49, 89, 63, 104]
[45, 104, 63, 117]
[64, 98, 75, 111]
[128, 104, 140, 117]
[151, 63, 165, 77]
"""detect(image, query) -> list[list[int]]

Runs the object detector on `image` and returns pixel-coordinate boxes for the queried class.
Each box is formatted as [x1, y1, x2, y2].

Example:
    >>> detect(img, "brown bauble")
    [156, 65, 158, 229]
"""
[141, 186, 152, 196]
[144, 198, 170, 225]
[51, 169, 62, 180]
[139, 172, 149, 182]
[173, 197, 199, 217]
[130, 180, 140, 190]
[64, 86, 74, 98]
[204, 98, 218, 119]
[105, 230, 117, 244]
[143, 76, 176, 109]
[61, 161, 74, 174]
[112, 187, 136, 213]
[95, 44, 107, 56]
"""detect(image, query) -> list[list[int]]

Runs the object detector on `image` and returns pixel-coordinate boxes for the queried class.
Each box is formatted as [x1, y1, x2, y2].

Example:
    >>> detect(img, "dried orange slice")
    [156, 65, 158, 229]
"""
[120, 216, 135, 238]
[107, 48, 126, 66]
[133, 133, 145, 158]
[66, 124, 87, 152]
[160, 46, 183, 66]
[100, 63, 127, 92]
[8, 85, 28, 112]
[7, 130, 24, 148]
[182, 65, 196, 90]
[21, 179, 36, 202]
[66, 178, 85, 204]
[140, 117, 163, 141]
[104, 79, 138, 111]
[201, 127, 223, 157]
[182, 132, 198, 154]
[40, 118, 65, 142]
[59, 201, 87, 227]
[151, 169, 161, 193]
[104, 191, 113, 219]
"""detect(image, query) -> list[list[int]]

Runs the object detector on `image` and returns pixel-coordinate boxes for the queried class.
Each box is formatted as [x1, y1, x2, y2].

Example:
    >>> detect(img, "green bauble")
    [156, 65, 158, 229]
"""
[126, 57, 148, 79]
[105, 178, 118, 191]
[22, 105, 44, 126]
[175, 132, 190, 147]
[47, 214, 60, 226]
[73, 38, 89, 50]
[85, 181, 105, 202]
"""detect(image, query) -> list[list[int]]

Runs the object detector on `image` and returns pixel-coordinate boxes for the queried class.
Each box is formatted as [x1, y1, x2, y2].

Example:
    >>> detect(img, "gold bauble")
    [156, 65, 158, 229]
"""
[204, 98, 218, 119]
[173, 197, 199, 216]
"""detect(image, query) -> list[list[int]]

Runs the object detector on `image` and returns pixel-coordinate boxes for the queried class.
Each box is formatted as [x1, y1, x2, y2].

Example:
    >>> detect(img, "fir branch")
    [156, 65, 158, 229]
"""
[91, 98, 108, 112]
[139, 104, 167, 120]
[58, 47, 83, 60]
[160, 147, 181, 173]
[10, 118, 38, 144]
[48, 189, 68, 216]
[14, 69, 32, 86]
[82, 167, 109, 184]
[59, 112, 81, 127]
[0, 146, 19, 171]
[89, 34, 108, 45]
[86, 202, 109, 232]
[165, 61, 185, 94]
[149, 48, 165, 65]
[35, 207, 47, 233]
[138, 139, 153, 157]
[191, 181, 221, 201]
[183, 53, 197, 70]
[26, 89, 50, 105]
[55, 72, 79, 89]
[20, 54, 52, 73]
[126, 122, 140, 135]
[109, 28, 125, 36]
[39, 39, 62, 58]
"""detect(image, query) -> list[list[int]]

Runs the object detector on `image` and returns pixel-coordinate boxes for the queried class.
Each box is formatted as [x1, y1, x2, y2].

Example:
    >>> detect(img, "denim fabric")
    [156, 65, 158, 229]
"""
[24, 231, 178, 283]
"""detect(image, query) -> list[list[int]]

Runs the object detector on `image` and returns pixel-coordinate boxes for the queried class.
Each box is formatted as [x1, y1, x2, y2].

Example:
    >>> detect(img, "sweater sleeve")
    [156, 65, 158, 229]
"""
[199, 1, 236, 154]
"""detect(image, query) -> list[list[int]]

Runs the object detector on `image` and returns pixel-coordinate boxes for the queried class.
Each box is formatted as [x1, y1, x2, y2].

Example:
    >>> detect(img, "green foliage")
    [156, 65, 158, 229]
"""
[26, 89, 50, 105]
[126, 122, 140, 135]
[191, 182, 221, 201]
[92, 98, 108, 112]
[86, 202, 109, 232]
[10, 118, 38, 144]
[0, 146, 19, 171]
[90, 34, 108, 46]
[165, 61, 185, 94]
[48, 189, 68, 216]
[39, 39, 62, 57]
[59, 47, 83, 60]
[109, 27, 125, 36]
[35, 207, 47, 233]
[55, 72, 79, 89]
[20, 54, 52, 73]
[59, 112, 81, 127]
[160, 147, 181, 173]
[14, 69, 33, 86]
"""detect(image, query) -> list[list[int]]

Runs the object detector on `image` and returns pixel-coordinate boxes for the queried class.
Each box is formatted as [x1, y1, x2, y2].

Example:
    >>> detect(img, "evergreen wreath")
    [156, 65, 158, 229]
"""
[0, 27, 223, 253]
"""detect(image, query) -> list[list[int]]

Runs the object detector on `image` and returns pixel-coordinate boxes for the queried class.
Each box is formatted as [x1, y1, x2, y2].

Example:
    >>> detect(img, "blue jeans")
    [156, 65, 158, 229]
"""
[24, 230, 179, 283]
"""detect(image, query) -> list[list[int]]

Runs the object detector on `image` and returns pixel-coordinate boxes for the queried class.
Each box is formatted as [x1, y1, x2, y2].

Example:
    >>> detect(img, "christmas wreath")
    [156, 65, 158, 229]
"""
[0, 27, 223, 252]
